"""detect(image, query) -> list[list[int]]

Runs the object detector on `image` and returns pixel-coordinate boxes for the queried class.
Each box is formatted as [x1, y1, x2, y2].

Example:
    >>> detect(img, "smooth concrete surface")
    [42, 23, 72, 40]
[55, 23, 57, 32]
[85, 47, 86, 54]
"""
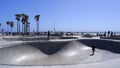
[0, 37, 120, 68]
[0, 41, 92, 65]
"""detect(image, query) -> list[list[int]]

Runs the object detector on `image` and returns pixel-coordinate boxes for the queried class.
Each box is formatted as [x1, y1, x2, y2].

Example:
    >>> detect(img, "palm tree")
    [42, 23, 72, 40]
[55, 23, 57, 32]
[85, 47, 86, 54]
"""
[21, 14, 29, 35]
[6, 21, 10, 33]
[9, 21, 14, 35]
[27, 22, 30, 34]
[0, 23, 1, 27]
[21, 14, 26, 35]
[0, 23, 2, 33]
[15, 14, 21, 35]
[34, 15, 40, 35]
[0, 23, 1, 29]
[0, 23, 3, 35]
[24, 15, 29, 34]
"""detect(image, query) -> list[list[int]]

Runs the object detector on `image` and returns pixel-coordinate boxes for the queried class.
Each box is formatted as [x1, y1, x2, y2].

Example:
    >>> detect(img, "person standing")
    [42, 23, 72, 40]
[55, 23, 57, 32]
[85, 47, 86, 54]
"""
[90, 46, 96, 56]
[48, 31, 50, 40]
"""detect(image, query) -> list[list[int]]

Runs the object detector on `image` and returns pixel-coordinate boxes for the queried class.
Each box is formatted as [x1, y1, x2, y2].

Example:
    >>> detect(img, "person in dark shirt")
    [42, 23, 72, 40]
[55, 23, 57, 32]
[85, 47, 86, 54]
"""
[90, 46, 95, 56]
[48, 31, 50, 40]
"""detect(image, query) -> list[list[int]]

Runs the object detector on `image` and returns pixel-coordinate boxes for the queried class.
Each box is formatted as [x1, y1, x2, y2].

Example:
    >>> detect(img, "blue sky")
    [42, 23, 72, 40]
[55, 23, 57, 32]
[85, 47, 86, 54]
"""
[0, 0, 120, 32]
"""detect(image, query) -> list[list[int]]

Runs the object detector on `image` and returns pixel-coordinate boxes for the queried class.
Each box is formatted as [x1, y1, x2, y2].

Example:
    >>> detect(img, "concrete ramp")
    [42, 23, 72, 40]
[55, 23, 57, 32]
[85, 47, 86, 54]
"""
[51, 41, 91, 64]
[0, 45, 47, 65]
[0, 41, 91, 65]
[44, 41, 91, 65]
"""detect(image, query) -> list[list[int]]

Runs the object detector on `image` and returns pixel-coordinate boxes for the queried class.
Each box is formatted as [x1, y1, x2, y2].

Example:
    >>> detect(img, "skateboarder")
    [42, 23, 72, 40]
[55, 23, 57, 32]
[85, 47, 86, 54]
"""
[90, 46, 95, 56]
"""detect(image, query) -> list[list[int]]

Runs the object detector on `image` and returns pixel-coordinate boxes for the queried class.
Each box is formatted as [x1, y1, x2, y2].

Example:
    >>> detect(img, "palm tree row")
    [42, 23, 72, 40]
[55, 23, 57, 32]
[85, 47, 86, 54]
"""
[15, 14, 40, 35]
[5, 14, 40, 36]
[15, 14, 29, 35]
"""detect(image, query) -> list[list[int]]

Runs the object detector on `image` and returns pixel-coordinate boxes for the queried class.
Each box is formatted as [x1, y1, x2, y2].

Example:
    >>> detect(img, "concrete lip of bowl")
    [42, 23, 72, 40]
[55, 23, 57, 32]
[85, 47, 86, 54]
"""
[0, 39, 120, 66]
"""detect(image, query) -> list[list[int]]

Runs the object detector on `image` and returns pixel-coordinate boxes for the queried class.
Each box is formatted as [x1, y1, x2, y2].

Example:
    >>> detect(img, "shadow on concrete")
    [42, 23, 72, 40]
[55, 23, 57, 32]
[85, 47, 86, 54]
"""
[25, 41, 70, 55]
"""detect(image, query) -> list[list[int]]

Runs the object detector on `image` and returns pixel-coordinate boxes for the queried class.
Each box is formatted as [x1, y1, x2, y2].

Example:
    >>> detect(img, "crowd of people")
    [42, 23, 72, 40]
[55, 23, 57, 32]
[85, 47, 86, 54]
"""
[96, 31, 116, 37]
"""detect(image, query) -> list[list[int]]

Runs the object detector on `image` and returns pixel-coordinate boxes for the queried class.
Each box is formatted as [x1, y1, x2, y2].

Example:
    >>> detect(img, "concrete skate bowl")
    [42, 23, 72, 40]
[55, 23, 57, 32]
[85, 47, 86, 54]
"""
[0, 39, 120, 66]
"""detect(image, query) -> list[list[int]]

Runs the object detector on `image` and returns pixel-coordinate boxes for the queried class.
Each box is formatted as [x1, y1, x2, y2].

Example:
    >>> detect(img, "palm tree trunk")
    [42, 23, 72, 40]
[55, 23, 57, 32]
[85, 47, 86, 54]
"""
[11, 28, 12, 36]
[8, 25, 9, 32]
[26, 23, 28, 35]
[29, 25, 30, 32]
[38, 21, 39, 33]
[36, 21, 39, 35]
[18, 21, 20, 35]
[17, 21, 18, 34]
[26, 23, 28, 34]
[22, 23, 24, 35]
[28, 24, 29, 34]
[8, 25, 9, 36]
[24, 23, 25, 35]
[36, 22, 37, 35]
[25, 23, 27, 35]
